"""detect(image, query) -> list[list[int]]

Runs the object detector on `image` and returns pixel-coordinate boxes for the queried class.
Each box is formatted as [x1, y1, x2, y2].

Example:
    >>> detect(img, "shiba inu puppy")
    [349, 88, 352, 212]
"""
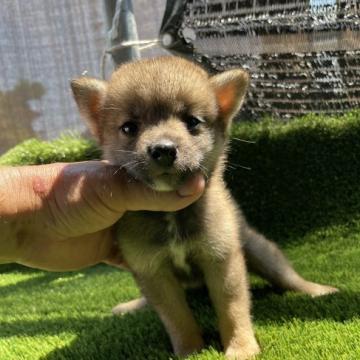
[71, 56, 337, 359]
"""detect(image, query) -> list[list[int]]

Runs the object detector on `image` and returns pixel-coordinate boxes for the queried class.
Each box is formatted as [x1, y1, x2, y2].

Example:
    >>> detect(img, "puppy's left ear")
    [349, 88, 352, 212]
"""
[71, 77, 107, 141]
[211, 69, 249, 129]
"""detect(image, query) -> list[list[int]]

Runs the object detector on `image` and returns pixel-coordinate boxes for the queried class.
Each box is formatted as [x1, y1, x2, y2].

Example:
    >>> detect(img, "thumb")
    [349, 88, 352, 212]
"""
[119, 173, 206, 212]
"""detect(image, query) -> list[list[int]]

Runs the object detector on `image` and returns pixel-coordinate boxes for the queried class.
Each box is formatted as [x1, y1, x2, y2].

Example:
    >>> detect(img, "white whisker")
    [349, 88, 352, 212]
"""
[231, 137, 256, 144]
[228, 162, 252, 171]
[112, 160, 138, 175]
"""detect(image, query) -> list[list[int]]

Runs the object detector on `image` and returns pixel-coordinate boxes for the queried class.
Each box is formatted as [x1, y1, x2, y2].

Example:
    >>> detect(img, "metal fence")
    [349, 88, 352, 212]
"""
[1, 0, 359, 155]
[160, 0, 360, 119]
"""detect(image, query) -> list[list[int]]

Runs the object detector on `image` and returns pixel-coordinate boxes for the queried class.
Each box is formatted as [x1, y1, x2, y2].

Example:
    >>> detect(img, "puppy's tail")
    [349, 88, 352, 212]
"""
[241, 220, 338, 297]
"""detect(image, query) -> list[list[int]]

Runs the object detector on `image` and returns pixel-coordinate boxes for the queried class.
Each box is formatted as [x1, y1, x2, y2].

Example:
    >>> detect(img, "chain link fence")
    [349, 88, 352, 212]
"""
[160, 0, 360, 119]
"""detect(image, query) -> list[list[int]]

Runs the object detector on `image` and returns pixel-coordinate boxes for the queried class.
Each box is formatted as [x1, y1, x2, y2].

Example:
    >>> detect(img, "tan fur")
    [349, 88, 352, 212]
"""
[71, 56, 337, 359]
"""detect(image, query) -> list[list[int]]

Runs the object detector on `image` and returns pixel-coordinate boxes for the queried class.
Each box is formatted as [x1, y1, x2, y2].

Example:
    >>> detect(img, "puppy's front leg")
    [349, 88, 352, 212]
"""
[200, 250, 260, 359]
[135, 268, 204, 357]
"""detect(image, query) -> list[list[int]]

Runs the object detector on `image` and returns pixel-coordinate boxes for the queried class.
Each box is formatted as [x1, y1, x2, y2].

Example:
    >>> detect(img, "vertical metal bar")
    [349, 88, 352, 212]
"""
[103, 0, 140, 68]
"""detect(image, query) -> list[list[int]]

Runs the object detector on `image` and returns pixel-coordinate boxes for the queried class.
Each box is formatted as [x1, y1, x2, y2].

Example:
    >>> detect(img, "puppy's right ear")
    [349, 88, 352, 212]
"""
[71, 77, 107, 140]
[211, 69, 249, 131]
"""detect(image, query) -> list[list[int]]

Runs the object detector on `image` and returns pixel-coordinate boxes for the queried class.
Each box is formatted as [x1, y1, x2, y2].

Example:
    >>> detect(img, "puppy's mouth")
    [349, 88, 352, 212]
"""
[122, 161, 205, 192]
[131, 167, 201, 192]
[147, 170, 194, 192]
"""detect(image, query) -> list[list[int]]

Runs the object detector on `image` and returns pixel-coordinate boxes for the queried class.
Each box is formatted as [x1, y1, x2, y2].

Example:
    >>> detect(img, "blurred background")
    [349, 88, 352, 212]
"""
[0, 0, 166, 154]
[0, 0, 359, 154]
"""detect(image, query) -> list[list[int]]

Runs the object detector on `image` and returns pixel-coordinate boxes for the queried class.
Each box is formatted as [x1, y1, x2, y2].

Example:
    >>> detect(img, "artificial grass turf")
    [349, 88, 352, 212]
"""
[1, 112, 360, 359]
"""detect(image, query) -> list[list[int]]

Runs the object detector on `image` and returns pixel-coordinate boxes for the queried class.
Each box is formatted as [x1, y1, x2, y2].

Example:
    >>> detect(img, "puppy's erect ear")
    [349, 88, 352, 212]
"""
[71, 77, 107, 140]
[211, 69, 249, 129]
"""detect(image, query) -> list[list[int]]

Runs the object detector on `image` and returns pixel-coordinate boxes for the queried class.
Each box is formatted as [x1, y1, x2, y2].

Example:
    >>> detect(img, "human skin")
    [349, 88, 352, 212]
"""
[0, 161, 205, 271]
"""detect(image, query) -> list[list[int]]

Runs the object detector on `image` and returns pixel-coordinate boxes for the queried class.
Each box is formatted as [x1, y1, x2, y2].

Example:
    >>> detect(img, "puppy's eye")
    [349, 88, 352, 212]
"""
[120, 121, 138, 136]
[183, 115, 204, 131]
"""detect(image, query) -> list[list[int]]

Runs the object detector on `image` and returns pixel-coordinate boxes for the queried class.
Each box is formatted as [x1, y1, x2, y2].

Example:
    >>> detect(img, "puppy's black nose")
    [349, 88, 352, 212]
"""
[148, 141, 177, 167]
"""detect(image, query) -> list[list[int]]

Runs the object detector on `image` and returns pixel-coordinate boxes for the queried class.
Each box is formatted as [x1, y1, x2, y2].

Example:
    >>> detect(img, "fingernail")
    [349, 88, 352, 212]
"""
[177, 173, 205, 197]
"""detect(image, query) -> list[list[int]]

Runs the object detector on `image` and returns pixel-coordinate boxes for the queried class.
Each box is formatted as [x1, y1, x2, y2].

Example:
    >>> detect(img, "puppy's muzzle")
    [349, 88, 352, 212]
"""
[148, 140, 177, 168]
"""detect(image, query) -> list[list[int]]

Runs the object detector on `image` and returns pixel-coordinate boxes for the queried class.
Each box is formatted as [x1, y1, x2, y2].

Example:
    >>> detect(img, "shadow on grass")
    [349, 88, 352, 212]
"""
[0, 287, 358, 359]
[0, 264, 118, 299]
[0, 272, 77, 297]
[251, 286, 360, 324]
[0, 263, 120, 291]
[0, 263, 44, 274]
[3, 310, 173, 360]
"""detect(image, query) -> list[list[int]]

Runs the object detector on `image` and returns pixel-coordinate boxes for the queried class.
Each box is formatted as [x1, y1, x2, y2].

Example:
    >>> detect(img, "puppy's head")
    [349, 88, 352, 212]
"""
[71, 57, 248, 191]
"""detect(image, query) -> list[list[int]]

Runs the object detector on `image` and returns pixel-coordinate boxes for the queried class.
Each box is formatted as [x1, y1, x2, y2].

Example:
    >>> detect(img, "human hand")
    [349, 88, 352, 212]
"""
[0, 161, 205, 271]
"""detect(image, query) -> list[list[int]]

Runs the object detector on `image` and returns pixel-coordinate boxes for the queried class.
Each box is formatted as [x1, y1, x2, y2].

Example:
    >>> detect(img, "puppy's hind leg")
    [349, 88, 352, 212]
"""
[112, 296, 147, 315]
[241, 223, 338, 297]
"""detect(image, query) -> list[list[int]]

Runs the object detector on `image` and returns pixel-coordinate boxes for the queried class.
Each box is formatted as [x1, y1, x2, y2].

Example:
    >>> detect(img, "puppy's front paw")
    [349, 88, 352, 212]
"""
[225, 341, 260, 360]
